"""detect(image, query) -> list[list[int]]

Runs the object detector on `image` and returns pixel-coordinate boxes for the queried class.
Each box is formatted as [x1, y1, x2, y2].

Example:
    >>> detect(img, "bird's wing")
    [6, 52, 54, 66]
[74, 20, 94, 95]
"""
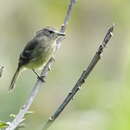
[18, 38, 44, 66]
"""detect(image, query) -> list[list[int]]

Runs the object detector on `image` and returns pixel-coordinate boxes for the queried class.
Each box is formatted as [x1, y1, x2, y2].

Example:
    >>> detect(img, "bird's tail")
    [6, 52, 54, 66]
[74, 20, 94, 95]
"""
[9, 66, 21, 91]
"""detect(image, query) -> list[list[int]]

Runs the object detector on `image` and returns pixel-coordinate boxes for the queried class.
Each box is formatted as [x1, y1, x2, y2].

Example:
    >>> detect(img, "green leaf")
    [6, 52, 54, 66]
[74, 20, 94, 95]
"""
[0, 121, 9, 128]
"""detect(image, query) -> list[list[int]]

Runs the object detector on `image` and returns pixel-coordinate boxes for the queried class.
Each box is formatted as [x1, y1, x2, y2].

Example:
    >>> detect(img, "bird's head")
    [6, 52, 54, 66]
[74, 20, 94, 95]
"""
[36, 26, 65, 41]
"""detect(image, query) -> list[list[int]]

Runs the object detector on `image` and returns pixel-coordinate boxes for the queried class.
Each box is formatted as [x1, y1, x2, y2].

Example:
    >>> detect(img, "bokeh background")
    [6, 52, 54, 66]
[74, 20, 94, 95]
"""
[0, 0, 130, 130]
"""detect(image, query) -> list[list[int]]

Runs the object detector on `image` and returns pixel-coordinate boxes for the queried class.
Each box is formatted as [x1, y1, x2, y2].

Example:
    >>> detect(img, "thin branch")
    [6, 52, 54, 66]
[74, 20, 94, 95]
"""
[5, 0, 76, 130]
[0, 65, 4, 78]
[42, 24, 115, 130]
[56, 0, 77, 50]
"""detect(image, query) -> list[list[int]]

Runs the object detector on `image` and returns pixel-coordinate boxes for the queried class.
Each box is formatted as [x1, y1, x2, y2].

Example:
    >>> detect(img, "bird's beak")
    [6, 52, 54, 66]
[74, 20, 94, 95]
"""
[57, 32, 65, 37]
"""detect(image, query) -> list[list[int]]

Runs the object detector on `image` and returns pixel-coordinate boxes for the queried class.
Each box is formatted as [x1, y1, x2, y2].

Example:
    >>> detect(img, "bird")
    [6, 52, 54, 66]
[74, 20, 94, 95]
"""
[9, 26, 65, 91]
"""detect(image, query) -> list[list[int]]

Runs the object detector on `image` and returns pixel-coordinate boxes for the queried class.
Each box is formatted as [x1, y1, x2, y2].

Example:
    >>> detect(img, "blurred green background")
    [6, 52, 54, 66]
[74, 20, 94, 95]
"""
[0, 0, 130, 130]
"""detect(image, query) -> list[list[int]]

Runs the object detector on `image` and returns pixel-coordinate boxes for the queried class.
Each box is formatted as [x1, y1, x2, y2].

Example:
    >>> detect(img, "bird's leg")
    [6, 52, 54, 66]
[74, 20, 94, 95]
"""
[32, 69, 45, 82]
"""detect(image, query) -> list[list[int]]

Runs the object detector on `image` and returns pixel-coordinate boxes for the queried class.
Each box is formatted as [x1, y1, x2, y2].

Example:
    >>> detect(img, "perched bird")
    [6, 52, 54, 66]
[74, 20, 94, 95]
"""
[9, 26, 65, 91]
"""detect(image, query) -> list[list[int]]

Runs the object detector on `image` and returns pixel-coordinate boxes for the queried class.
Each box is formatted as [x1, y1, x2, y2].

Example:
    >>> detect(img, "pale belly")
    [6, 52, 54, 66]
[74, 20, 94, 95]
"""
[25, 43, 56, 69]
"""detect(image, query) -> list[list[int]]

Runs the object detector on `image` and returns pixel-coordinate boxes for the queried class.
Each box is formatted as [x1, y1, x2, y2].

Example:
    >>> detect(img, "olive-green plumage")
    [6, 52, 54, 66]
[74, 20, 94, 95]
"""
[9, 27, 65, 91]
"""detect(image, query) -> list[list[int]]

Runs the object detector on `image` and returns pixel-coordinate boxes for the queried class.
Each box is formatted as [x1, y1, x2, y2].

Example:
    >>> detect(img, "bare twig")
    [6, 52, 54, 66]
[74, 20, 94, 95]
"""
[0, 65, 4, 78]
[56, 0, 77, 50]
[5, 0, 76, 130]
[42, 24, 115, 130]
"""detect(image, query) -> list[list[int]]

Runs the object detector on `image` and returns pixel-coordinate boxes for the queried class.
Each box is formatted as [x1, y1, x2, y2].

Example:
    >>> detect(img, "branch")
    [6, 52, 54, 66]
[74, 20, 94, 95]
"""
[0, 65, 4, 78]
[5, 0, 76, 130]
[42, 24, 115, 130]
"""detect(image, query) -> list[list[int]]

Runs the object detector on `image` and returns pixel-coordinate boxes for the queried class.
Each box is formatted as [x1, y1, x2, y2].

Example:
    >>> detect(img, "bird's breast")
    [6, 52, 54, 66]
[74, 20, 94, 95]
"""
[25, 40, 56, 69]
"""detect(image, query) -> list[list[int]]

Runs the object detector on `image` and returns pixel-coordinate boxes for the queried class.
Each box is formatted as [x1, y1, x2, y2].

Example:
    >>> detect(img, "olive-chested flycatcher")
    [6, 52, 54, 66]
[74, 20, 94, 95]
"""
[9, 26, 65, 91]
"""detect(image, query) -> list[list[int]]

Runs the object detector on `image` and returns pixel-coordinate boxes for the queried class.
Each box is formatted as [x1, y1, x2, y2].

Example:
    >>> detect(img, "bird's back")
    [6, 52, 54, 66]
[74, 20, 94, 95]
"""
[19, 37, 56, 69]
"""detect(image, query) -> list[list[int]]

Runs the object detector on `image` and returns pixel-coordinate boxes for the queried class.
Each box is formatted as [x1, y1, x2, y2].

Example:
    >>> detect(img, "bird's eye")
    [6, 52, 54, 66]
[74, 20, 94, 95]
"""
[49, 30, 54, 34]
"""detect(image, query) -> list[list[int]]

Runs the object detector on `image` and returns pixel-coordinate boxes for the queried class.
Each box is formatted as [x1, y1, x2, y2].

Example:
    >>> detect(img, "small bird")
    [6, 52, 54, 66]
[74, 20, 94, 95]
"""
[9, 26, 65, 91]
